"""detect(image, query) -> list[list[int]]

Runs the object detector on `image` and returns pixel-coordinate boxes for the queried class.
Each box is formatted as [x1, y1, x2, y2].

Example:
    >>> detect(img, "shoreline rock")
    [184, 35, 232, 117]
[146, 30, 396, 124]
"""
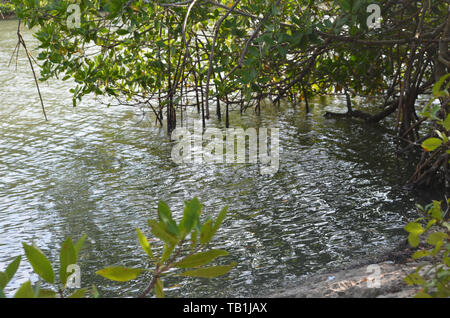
[264, 238, 429, 298]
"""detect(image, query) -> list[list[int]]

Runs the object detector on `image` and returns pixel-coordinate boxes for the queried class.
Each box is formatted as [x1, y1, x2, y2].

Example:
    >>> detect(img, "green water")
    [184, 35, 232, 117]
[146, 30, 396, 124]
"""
[0, 20, 425, 297]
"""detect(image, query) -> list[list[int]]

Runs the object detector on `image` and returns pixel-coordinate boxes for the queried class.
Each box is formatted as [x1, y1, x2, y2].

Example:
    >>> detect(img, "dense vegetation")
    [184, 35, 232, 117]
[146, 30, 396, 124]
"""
[8, 0, 450, 190]
[0, 0, 15, 17]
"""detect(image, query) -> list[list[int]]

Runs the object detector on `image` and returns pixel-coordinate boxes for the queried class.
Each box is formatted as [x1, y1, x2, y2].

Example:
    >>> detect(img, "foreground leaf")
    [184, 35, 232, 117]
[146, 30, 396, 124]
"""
[408, 233, 420, 248]
[96, 266, 145, 282]
[60, 237, 77, 286]
[179, 198, 202, 234]
[5, 256, 21, 283]
[174, 250, 229, 268]
[0, 272, 7, 290]
[136, 228, 153, 259]
[148, 219, 178, 245]
[422, 138, 442, 152]
[14, 281, 35, 298]
[404, 222, 425, 235]
[212, 206, 228, 236]
[158, 201, 179, 236]
[68, 288, 88, 298]
[22, 243, 54, 284]
[154, 278, 164, 298]
[74, 234, 87, 258]
[37, 289, 57, 298]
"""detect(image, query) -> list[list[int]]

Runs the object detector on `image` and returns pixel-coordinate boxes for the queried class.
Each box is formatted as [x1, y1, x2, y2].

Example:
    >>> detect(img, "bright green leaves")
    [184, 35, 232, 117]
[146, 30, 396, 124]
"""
[14, 281, 35, 298]
[179, 198, 202, 236]
[404, 222, 425, 235]
[432, 73, 450, 98]
[60, 237, 77, 286]
[157, 201, 179, 237]
[422, 138, 443, 152]
[68, 288, 88, 298]
[96, 266, 145, 282]
[443, 114, 450, 131]
[148, 219, 178, 245]
[404, 199, 450, 297]
[11, 235, 88, 298]
[22, 243, 55, 284]
[74, 234, 87, 257]
[0, 256, 21, 296]
[0, 256, 21, 290]
[212, 206, 228, 236]
[174, 250, 228, 268]
[404, 222, 425, 248]
[97, 198, 233, 298]
[154, 278, 164, 298]
[179, 262, 237, 278]
[9, 198, 232, 299]
[200, 219, 214, 245]
[59, 235, 86, 287]
[200, 207, 228, 244]
[136, 228, 153, 259]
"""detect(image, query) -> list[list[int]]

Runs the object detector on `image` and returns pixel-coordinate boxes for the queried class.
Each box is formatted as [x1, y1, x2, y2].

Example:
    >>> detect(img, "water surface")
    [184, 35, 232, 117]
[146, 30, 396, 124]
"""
[0, 19, 421, 297]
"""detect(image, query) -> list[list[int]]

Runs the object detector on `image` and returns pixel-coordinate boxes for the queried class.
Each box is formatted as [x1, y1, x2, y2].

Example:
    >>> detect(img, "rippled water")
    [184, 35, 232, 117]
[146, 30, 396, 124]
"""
[0, 20, 425, 297]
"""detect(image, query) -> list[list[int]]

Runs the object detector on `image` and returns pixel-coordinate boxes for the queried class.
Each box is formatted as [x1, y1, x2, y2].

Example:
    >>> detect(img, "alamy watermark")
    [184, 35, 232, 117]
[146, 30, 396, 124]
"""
[171, 120, 279, 175]
[67, 4, 81, 29]
[65, 3, 382, 30]
[367, 4, 382, 29]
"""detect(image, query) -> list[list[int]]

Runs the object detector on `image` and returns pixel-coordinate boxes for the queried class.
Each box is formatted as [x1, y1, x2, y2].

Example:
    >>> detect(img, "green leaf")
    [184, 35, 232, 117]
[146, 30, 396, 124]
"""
[154, 278, 164, 298]
[5, 256, 21, 283]
[14, 281, 35, 298]
[179, 198, 202, 235]
[404, 272, 426, 286]
[200, 219, 213, 245]
[443, 114, 450, 131]
[412, 250, 429, 259]
[0, 272, 7, 290]
[116, 29, 129, 36]
[429, 201, 443, 221]
[174, 250, 229, 268]
[433, 73, 450, 97]
[404, 222, 425, 235]
[60, 237, 77, 286]
[212, 206, 228, 237]
[422, 138, 442, 152]
[157, 201, 179, 236]
[148, 219, 178, 245]
[0, 288, 5, 298]
[96, 266, 144, 282]
[92, 284, 100, 298]
[37, 289, 57, 298]
[22, 243, 54, 284]
[414, 291, 432, 298]
[408, 233, 420, 248]
[426, 232, 448, 246]
[161, 243, 176, 263]
[0, 256, 21, 289]
[179, 262, 236, 278]
[74, 234, 87, 258]
[136, 228, 153, 259]
[68, 288, 88, 298]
